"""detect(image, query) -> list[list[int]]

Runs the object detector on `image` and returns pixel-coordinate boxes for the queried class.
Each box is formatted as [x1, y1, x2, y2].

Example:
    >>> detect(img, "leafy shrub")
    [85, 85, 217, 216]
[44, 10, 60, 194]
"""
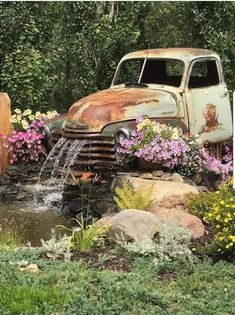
[187, 192, 217, 220]
[114, 180, 153, 210]
[203, 179, 235, 256]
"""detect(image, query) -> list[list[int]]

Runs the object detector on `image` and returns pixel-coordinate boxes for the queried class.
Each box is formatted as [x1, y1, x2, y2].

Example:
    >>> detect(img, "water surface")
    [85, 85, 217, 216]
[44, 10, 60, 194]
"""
[0, 202, 72, 246]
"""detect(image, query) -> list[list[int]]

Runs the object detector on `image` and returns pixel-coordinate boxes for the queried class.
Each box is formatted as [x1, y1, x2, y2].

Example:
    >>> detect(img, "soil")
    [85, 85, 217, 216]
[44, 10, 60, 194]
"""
[42, 247, 133, 272]
[41, 224, 216, 272]
[190, 224, 215, 250]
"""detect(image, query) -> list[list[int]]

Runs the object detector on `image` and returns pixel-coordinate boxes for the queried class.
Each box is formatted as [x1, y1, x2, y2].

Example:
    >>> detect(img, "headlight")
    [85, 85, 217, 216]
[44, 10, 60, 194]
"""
[39, 125, 51, 138]
[115, 128, 131, 144]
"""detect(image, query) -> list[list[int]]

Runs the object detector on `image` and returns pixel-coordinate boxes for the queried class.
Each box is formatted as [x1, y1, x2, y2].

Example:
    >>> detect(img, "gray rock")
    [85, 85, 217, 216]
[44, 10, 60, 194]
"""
[16, 192, 29, 201]
[160, 173, 172, 181]
[171, 173, 184, 183]
[139, 173, 153, 179]
[152, 170, 164, 177]
[150, 206, 205, 239]
[97, 209, 160, 242]
[197, 186, 209, 193]
[128, 177, 199, 208]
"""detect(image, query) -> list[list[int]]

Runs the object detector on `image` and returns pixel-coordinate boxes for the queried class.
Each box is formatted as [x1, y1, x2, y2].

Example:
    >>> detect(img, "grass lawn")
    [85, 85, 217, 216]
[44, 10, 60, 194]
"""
[0, 248, 234, 315]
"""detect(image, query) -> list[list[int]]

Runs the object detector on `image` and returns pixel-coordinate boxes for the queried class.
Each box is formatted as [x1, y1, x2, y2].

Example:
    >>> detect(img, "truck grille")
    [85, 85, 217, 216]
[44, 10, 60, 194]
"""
[61, 131, 117, 169]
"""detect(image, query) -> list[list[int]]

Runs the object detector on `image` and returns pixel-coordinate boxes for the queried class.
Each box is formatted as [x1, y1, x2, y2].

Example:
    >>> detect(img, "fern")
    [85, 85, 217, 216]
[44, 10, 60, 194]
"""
[114, 181, 153, 210]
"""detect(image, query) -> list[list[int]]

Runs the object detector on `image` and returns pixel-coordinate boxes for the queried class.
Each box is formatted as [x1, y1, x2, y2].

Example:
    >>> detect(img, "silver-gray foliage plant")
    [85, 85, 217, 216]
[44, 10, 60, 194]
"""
[122, 219, 194, 264]
[41, 229, 72, 261]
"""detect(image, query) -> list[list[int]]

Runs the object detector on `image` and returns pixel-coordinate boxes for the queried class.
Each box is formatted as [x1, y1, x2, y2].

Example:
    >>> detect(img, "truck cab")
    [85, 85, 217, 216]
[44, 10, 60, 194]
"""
[45, 48, 233, 169]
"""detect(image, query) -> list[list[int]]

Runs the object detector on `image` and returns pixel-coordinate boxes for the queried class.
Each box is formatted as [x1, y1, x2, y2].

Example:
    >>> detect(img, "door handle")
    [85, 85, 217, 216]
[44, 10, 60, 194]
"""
[220, 91, 229, 98]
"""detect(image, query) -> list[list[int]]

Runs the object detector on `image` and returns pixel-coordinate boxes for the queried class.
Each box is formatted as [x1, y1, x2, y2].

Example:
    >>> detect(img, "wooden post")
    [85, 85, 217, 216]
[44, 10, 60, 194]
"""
[0, 93, 11, 174]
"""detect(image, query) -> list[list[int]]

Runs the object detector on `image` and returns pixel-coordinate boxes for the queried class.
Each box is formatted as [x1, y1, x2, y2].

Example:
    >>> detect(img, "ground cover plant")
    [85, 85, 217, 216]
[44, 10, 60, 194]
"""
[0, 248, 234, 315]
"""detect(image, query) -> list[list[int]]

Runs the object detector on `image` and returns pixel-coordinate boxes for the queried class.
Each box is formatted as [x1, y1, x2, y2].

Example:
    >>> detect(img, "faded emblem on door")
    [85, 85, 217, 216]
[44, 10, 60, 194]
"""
[199, 103, 223, 134]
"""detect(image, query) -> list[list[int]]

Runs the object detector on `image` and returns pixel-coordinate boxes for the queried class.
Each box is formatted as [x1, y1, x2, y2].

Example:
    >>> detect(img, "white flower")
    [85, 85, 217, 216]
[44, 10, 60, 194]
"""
[35, 111, 42, 118]
[23, 109, 32, 116]
[14, 108, 21, 114]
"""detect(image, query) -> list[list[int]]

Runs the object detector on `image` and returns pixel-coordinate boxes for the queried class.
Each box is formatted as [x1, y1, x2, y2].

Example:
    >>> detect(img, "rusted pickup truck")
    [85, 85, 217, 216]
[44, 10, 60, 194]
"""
[42, 48, 232, 169]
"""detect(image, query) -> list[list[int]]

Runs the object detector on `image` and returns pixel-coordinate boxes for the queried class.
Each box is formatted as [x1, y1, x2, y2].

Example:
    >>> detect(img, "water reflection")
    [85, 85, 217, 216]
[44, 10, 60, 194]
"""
[0, 202, 72, 246]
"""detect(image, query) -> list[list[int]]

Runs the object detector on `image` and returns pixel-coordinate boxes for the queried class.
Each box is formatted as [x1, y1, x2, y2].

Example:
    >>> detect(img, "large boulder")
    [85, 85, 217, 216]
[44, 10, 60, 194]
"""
[128, 177, 198, 208]
[150, 205, 204, 239]
[97, 209, 160, 242]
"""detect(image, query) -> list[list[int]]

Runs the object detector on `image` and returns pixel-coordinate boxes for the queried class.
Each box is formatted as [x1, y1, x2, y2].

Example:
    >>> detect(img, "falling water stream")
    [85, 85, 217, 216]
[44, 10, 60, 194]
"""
[35, 138, 86, 206]
[0, 138, 87, 245]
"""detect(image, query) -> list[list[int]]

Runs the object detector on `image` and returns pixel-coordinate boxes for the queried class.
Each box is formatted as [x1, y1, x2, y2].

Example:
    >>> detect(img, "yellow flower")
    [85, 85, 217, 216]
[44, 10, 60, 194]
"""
[216, 215, 221, 221]
[229, 235, 235, 242]
[220, 200, 225, 205]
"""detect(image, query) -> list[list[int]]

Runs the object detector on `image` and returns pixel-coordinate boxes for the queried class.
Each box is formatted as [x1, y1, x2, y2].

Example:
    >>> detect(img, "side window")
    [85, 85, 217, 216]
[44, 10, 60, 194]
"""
[116, 59, 144, 85]
[188, 59, 220, 88]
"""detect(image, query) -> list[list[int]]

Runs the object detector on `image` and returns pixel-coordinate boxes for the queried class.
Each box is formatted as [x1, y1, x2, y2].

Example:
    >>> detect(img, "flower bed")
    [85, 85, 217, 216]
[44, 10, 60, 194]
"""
[1, 108, 58, 163]
[117, 117, 232, 181]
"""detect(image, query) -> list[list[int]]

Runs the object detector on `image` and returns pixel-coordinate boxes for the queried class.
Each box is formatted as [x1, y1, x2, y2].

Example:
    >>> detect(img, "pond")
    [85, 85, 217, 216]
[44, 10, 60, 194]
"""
[0, 201, 72, 246]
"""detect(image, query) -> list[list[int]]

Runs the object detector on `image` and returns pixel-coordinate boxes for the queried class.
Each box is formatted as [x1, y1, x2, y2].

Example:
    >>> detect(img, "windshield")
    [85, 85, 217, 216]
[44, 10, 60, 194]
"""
[114, 58, 184, 87]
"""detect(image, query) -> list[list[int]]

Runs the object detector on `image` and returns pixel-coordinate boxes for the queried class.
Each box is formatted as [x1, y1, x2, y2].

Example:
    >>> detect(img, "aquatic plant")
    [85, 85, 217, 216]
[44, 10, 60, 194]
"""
[0, 218, 24, 249]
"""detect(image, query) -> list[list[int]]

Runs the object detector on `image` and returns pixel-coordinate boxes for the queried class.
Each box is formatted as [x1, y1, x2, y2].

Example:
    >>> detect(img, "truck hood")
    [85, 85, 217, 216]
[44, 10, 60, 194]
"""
[65, 86, 178, 132]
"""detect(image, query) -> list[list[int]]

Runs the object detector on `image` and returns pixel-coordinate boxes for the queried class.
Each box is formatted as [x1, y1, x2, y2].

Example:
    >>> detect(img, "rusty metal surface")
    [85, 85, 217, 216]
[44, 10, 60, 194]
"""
[65, 87, 179, 133]
[120, 48, 218, 63]
[60, 48, 232, 169]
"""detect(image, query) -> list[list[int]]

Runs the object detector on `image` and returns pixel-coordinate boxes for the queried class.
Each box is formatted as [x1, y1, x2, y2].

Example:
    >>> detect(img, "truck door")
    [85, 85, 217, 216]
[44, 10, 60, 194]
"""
[185, 58, 232, 143]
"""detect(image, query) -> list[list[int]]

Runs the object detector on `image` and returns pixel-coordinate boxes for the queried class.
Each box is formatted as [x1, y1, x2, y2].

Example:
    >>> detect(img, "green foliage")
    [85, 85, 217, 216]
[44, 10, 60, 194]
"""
[1, 28, 57, 111]
[114, 181, 153, 210]
[203, 179, 235, 256]
[188, 179, 235, 257]
[0, 2, 234, 111]
[0, 249, 235, 314]
[187, 192, 217, 220]
[0, 219, 23, 249]
[57, 217, 109, 253]
[0, 2, 59, 111]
